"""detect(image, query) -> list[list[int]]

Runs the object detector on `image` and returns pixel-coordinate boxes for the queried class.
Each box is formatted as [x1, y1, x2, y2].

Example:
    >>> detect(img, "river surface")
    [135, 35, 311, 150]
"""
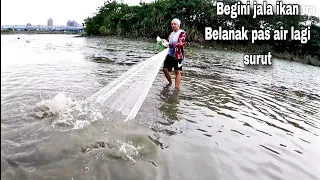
[1, 34, 320, 180]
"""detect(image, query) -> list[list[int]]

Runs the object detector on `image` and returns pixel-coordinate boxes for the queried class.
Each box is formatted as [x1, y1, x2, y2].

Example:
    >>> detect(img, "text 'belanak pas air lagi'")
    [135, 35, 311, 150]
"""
[204, 0, 312, 66]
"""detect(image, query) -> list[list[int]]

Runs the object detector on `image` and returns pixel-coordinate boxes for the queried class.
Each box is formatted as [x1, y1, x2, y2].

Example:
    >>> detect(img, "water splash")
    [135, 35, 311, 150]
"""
[33, 92, 103, 130]
[81, 140, 143, 163]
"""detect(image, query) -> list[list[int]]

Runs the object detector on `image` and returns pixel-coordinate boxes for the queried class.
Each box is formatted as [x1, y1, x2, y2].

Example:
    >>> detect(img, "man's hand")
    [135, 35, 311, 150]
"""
[162, 39, 169, 47]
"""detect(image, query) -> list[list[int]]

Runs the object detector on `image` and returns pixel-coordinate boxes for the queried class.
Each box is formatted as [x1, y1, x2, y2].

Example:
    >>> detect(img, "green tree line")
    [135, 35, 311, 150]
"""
[84, 0, 320, 65]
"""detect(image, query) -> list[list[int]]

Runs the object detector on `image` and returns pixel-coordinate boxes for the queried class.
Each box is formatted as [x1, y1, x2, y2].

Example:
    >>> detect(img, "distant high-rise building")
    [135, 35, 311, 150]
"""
[47, 18, 53, 26]
[67, 20, 79, 27]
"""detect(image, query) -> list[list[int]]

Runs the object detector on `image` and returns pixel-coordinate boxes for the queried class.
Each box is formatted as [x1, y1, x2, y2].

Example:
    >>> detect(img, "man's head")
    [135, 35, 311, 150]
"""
[171, 18, 180, 32]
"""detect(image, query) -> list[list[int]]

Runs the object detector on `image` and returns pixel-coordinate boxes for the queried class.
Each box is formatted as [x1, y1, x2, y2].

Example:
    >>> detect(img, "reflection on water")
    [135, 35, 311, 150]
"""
[1, 34, 320, 180]
[160, 86, 180, 121]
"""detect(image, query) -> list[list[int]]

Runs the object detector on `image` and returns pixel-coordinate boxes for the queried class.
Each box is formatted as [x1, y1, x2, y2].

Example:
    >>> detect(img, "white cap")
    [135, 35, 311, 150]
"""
[172, 18, 181, 26]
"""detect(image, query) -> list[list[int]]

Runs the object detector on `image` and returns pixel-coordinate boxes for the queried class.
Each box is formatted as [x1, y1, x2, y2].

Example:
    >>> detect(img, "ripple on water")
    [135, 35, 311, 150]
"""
[176, 49, 320, 179]
[1, 35, 320, 180]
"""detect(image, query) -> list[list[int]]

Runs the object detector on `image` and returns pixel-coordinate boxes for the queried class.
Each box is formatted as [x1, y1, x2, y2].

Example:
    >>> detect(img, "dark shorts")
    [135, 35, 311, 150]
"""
[163, 55, 183, 71]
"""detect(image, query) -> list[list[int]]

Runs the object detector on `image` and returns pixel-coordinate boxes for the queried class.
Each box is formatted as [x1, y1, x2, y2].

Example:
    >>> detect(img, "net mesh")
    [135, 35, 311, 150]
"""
[85, 48, 169, 122]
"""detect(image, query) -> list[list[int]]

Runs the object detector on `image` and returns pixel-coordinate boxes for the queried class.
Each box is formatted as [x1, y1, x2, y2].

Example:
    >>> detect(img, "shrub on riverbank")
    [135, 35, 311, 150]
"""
[83, 0, 320, 66]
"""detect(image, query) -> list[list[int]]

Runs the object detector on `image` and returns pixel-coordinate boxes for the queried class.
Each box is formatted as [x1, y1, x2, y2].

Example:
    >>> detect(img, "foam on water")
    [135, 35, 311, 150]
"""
[80, 134, 159, 164]
[116, 140, 142, 163]
[34, 92, 104, 130]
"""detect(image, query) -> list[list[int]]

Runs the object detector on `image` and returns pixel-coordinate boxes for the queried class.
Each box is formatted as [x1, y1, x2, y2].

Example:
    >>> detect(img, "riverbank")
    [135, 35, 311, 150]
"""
[82, 0, 320, 67]
[77, 34, 320, 67]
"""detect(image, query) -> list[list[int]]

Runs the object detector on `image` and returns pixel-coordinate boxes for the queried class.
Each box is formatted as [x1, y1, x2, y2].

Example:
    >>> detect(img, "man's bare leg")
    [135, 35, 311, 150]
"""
[163, 68, 172, 85]
[175, 70, 181, 89]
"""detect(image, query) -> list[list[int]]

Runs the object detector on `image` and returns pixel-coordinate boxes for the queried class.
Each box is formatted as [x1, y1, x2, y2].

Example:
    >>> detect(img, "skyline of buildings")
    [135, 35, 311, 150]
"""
[3, 18, 83, 27]
[46, 18, 81, 27]
[67, 20, 81, 27]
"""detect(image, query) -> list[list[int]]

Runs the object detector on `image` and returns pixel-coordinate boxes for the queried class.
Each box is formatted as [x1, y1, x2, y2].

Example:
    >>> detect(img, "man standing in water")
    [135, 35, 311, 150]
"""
[163, 18, 187, 89]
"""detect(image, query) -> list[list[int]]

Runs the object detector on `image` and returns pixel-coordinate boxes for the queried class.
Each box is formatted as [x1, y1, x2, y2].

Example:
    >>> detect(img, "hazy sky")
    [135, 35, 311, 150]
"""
[1, 0, 143, 26]
[1, 0, 319, 26]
